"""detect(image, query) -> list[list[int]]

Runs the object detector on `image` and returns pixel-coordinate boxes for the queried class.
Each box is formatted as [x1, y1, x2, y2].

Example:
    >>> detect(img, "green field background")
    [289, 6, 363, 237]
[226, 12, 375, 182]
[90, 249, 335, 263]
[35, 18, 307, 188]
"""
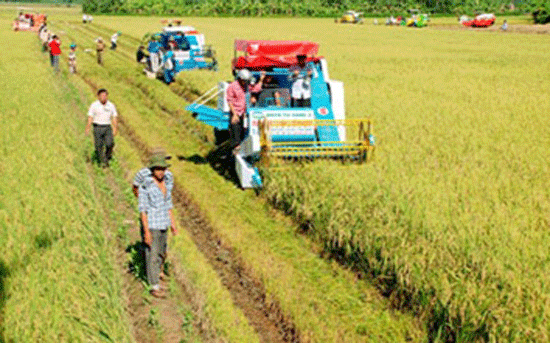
[2, 4, 550, 341]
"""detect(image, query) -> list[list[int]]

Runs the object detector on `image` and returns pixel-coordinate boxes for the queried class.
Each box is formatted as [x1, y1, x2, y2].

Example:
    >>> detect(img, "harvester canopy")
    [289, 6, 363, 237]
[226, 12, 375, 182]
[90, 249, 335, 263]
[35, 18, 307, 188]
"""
[234, 40, 319, 56]
[460, 13, 496, 28]
[233, 40, 321, 71]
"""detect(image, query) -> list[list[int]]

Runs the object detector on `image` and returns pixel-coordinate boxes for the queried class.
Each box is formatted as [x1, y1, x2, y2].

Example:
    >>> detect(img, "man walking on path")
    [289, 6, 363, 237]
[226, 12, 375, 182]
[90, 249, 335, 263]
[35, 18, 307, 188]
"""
[85, 89, 118, 168]
[96, 37, 105, 65]
[133, 149, 173, 243]
[48, 34, 61, 72]
[138, 152, 178, 298]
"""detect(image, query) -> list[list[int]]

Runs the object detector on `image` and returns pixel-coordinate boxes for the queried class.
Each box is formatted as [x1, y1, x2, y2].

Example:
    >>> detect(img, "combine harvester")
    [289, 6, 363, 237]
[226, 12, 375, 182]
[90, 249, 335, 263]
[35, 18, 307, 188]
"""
[144, 21, 217, 83]
[187, 40, 375, 189]
[12, 11, 46, 32]
[335, 11, 364, 24]
[460, 13, 496, 28]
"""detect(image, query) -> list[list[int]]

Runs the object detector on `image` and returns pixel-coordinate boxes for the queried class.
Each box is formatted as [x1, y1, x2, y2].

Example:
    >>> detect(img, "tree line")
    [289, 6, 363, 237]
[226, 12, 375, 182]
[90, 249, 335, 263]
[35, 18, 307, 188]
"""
[80, 0, 548, 22]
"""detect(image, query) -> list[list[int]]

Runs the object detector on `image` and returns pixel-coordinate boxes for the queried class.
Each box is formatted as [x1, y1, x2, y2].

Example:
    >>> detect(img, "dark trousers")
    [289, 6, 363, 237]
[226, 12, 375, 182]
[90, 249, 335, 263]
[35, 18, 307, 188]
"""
[292, 98, 311, 108]
[229, 117, 244, 149]
[110, 42, 117, 50]
[93, 124, 114, 166]
[145, 229, 167, 287]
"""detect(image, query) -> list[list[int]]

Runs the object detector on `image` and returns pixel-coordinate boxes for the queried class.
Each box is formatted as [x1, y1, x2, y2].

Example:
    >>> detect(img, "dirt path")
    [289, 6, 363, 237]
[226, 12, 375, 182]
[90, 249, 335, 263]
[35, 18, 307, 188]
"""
[118, 115, 300, 343]
[69, 56, 299, 341]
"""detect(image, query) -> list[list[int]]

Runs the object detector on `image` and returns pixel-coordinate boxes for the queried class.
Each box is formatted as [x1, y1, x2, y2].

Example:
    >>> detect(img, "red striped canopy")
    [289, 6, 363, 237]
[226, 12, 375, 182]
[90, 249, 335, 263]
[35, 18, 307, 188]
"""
[234, 40, 319, 56]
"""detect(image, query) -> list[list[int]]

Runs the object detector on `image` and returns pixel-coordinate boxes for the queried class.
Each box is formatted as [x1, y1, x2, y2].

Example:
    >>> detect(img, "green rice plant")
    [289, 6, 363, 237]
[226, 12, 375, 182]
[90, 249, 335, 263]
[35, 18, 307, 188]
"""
[0, 16, 133, 342]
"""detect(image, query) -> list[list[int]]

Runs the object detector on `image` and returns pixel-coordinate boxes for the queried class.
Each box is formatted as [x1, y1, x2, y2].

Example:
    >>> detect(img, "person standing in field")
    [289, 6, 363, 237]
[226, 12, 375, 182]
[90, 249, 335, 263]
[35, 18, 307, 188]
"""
[68, 43, 77, 74]
[147, 36, 161, 73]
[96, 37, 105, 65]
[110, 31, 121, 50]
[138, 152, 178, 298]
[48, 34, 61, 72]
[501, 20, 508, 31]
[289, 54, 314, 107]
[226, 69, 264, 151]
[132, 148, 173, 273]
[85, 89, 118, 168]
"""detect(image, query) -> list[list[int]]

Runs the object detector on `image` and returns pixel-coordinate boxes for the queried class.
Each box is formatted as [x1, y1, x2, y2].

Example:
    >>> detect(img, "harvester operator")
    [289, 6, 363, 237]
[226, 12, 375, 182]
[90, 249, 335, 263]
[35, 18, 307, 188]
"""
[289, 54, 313, 107]
[147, 36, 161, 73]
[226, 69, 265, 151]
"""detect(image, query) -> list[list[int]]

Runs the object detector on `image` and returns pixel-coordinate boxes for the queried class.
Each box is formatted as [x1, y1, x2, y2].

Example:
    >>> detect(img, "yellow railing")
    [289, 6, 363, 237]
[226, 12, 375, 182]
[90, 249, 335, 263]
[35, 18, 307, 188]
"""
[259, 119, 375, 167]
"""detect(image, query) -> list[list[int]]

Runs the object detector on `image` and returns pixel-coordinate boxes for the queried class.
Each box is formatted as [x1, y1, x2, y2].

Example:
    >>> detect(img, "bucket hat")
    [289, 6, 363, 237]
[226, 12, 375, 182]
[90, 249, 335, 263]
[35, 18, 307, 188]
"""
[149, 153, 171, 169]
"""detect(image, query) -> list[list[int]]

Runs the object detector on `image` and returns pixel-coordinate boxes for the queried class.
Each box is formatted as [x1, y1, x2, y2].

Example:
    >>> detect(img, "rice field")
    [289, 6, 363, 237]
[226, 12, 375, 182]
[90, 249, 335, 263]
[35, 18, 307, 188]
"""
[0, 15, 134, 341]
[85, 14, 550, 341]
[2, 4, 549, 341]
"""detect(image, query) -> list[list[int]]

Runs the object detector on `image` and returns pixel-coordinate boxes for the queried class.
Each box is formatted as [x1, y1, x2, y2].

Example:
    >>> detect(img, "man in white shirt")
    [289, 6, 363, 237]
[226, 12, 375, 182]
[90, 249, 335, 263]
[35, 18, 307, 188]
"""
[85, 89, 118, 167]
[110, 31, 120, 50]
[289, 54, 314, 107]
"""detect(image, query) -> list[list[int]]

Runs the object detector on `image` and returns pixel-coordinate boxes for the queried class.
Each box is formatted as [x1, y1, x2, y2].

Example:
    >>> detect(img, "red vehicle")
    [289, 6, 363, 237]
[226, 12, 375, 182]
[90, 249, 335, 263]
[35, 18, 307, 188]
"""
[13, 13, 46, 32]
[460, 13, 496, 28]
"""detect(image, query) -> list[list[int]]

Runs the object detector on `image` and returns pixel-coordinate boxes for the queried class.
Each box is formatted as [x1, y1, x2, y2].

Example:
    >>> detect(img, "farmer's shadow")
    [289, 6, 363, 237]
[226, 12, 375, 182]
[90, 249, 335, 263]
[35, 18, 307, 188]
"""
[0, 260, 8, 342]
[177, 154, 207, 164]
[125, 241, 147, 283]
[178, 149, 241, 187]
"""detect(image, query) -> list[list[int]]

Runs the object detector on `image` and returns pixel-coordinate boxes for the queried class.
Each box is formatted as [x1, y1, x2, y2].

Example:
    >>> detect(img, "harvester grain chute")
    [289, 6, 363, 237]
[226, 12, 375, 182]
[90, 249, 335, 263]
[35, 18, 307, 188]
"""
[186, 40, 375, 189]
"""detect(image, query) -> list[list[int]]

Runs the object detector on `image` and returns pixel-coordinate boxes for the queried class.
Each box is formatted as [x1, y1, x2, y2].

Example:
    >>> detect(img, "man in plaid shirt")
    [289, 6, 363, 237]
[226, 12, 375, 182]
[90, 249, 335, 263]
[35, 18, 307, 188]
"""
[138, 152, 178, 297]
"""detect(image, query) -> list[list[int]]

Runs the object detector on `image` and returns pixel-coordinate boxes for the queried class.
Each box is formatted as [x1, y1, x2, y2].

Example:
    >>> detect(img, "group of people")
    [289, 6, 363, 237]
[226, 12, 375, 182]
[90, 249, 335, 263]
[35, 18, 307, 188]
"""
[37, 24, 77, 73]
[82, 13, 93, 24]
[93, 31, 120, 65]
[85, 89, 175, 298]
[139, 32, 190, 83]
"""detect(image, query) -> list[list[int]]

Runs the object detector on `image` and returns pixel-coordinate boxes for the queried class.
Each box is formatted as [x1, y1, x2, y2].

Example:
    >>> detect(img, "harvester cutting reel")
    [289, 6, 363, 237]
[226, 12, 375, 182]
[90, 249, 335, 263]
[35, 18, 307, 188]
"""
[258, 118, 375, 167]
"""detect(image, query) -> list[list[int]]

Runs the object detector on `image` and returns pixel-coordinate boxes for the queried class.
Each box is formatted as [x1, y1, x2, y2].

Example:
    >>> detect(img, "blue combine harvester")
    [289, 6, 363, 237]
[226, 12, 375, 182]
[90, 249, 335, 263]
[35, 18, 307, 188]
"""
[186, 40, 374, 189]
[144, 23, 217, 83]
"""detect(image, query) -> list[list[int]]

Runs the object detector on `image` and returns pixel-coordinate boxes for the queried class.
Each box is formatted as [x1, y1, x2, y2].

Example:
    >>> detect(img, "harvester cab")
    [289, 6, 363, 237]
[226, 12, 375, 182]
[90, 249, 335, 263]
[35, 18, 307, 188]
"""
[186, 40, 375, 189]
[144, 22, 217, 83]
